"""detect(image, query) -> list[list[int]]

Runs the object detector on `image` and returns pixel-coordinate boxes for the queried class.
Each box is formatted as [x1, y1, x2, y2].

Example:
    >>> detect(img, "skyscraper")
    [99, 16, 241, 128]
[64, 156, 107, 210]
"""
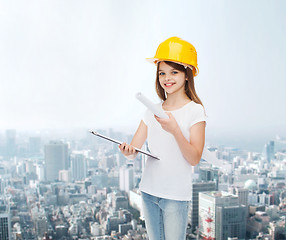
[199, 191, 247, 240]
[5, 129, 16, 158]
[263, 140, 275, 163]
[71, 152, 87, 181]
[230, 186, 249, 207]
[0, 212, 11, 240]
[44, 141, 69, 181]
[190, 181, 216, 232]
[199, 167, 219, 184]
[119, 165, 134, 193]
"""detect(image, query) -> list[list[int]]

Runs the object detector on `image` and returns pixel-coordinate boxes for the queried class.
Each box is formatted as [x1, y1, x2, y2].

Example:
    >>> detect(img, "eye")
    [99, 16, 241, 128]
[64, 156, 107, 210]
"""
[172, 71, 178, 74]
[159, 72, 165, 76]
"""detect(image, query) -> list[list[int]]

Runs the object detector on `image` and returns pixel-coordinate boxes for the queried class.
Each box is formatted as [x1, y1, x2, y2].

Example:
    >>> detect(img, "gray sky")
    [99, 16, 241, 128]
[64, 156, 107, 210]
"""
[1, 0, 286, 148]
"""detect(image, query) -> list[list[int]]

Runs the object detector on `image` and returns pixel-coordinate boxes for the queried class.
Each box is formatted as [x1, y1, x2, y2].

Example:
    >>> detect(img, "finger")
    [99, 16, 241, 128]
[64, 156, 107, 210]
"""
[125, 144, 130, 152]
[167, 112, 174, 119]
[119, 142, 126, 151]
[166, 112, 172, 117]
[124, 144, 130, 152]
[154, 115, 162, 123]
[127, 145, 134, 153]
[123, 144, 131, 155]
[119, 142, 124, 149]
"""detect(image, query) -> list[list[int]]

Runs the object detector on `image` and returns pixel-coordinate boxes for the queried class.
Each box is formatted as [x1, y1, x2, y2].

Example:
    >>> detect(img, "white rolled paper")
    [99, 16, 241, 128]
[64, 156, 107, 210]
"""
[136, 92, 169, 119]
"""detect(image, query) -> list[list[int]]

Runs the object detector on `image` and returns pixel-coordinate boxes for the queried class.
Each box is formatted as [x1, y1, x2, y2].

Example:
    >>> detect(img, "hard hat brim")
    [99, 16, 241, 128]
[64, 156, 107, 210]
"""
[146, 58, 199, 76]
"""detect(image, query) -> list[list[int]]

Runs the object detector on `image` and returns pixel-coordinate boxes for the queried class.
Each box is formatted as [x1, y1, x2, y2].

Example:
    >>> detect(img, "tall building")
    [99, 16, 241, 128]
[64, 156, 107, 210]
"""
[36, 164, 45, 181]
[199, 191, 247, 240]
[0, 212, 11, 240]
[44, 141, 69, 181]
[190, 181, 216, 232]
[229, 186, 249, 207]
[263, 140, 275, 163]
[216, 205, 247, 240]
[119, 165, 134, 193]
[5, 129, 16, 158]
[71, 152, 87, 181]
[199, 167, 219, 188]
[34, 216, 48, 238]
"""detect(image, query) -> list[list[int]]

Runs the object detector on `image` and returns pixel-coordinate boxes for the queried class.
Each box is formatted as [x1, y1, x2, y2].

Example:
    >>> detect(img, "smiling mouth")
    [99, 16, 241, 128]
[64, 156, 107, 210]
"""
[165, 83, 175, 87]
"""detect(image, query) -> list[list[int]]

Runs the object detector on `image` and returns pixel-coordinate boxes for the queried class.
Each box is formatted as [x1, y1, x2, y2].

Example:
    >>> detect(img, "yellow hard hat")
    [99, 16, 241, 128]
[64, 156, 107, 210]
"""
[147, 36, 199, 76]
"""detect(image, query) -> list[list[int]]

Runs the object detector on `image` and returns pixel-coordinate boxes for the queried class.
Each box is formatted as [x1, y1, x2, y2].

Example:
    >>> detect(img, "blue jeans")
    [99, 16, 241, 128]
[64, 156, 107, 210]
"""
[141, 191, 190, 240]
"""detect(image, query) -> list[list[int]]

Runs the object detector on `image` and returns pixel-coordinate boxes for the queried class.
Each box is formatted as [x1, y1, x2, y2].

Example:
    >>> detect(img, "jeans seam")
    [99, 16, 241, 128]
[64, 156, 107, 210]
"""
[160, 208, 164, 240]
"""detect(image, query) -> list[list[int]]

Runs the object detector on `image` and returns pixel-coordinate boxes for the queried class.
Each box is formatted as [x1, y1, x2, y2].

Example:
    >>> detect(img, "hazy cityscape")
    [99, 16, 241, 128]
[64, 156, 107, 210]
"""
[1, 0, 286, 239]
[0, 128, 286, 240]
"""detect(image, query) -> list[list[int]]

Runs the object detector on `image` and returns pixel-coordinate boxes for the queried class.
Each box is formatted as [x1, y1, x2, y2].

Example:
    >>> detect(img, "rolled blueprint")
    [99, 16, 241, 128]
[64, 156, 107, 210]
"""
[136, 92, 169, 119]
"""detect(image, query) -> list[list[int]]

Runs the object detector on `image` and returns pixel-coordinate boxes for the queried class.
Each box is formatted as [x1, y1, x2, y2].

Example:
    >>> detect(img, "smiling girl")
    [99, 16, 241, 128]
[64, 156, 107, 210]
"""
[119, 37, 207, 240]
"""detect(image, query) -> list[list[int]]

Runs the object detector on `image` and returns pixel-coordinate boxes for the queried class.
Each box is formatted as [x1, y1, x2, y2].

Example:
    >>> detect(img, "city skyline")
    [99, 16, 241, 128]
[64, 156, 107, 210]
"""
[0, 0, 286, 142]
[1, 124, 286, 239]
[1, 126, 285, 153]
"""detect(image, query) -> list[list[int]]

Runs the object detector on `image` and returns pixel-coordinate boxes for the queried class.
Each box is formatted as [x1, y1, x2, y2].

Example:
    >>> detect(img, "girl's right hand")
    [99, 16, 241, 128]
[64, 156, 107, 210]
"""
[119, 142, 137, 158]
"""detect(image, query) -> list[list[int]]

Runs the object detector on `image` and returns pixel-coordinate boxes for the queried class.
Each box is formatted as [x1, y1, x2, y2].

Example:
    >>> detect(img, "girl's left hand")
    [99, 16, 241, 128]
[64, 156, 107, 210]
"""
[154, 112, 179, 135]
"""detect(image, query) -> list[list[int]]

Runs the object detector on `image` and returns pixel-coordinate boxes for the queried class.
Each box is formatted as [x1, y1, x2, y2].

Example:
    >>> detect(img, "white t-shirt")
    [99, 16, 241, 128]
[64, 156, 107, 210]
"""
[139, 101, 207, 201]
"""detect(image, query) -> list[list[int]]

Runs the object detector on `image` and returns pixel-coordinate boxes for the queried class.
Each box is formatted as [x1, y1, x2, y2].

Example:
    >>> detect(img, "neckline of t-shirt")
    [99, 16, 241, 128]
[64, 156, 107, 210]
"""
[161, 101, 194, 112]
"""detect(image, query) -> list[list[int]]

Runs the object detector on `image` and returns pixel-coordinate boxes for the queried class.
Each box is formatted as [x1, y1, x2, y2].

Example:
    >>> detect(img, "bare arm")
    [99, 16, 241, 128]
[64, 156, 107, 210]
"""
[119, 120, 147, 160]
[172, 121, 205, 166]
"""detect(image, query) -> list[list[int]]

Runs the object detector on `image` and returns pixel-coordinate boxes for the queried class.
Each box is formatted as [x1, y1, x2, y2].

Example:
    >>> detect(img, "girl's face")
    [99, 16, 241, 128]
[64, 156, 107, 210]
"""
[158, 61, 187, 96]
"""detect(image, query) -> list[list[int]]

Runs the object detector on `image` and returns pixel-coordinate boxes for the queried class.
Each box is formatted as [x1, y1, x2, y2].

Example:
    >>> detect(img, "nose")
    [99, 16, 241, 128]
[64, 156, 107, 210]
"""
[165, 73, 172, 81]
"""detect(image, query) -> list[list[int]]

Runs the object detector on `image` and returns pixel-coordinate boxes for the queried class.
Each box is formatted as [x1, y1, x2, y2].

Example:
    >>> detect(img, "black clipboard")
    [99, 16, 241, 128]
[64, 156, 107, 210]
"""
[89, 130, 160, 160]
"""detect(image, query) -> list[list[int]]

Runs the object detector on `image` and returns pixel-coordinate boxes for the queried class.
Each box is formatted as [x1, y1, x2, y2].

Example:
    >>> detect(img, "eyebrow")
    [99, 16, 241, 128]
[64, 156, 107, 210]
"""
[158, 68, 177, 71]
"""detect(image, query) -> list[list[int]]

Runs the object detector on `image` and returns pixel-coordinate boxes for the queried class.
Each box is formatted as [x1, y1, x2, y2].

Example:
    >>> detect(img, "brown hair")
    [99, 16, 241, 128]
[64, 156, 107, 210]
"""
[155, 61, 204, 106]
